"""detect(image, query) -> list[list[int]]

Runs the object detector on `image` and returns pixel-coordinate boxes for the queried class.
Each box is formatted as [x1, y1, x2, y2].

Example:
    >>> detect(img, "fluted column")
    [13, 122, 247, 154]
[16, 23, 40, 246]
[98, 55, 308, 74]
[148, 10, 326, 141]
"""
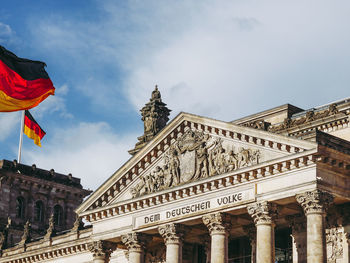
[121, 232, 149, 263]
[158, 223, 185, 263]
[296, 189, 333, 263]
[247, 201, 277, 263]
[88, 240, 115, 263]
[243, 225, 256, 263]
[202, 212, 231, 263]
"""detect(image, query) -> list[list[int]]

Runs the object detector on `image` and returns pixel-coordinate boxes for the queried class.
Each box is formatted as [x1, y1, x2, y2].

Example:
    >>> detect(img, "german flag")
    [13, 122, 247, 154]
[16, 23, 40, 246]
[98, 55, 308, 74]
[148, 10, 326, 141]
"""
[0, 45, 55, 112]
[24, 110, 46, 147]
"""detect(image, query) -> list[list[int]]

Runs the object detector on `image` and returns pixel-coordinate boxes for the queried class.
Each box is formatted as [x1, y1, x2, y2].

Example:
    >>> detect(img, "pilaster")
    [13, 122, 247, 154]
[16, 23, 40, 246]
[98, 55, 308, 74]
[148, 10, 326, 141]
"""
[287, 215, 306, 263]
[243, 225, 256, 263]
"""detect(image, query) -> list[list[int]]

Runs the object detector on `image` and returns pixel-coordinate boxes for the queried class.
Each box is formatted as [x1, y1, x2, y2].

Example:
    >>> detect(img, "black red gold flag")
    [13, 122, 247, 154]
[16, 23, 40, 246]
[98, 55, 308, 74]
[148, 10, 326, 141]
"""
[0, 45, 55, 112]
[23, 110, 46, 147]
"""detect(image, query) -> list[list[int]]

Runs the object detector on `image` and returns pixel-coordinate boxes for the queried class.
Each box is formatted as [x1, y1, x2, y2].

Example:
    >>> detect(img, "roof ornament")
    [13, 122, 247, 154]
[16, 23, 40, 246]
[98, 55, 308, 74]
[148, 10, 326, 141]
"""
[19, 220, 31, 246]
[129, 85, 171, 155]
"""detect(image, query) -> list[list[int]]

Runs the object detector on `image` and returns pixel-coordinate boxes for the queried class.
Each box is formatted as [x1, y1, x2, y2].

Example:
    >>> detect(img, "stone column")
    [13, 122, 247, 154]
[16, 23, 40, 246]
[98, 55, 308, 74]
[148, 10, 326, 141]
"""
[247, 201, 277, 263]
[243, 225, 256, 263]
[202, 212, 231, 263]
[88, 240, 115, 263]
[296, 189, 333, 263]
[287, 215, 306, 263]
[121, 232, 149, 263]
[158, 223, 185, 263]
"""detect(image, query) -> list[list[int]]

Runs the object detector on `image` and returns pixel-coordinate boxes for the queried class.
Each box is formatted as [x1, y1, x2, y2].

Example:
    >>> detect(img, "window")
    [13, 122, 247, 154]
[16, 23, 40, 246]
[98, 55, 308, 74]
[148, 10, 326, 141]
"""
[53, 205, 63, 226]
[16, 197, 25, 218]
[34, 201, 44, 222]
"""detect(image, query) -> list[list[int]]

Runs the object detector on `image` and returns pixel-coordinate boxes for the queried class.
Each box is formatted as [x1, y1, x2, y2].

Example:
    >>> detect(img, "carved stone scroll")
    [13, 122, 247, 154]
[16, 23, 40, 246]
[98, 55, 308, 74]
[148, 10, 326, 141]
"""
[121, 232, 150, 253]
[202, 212, 232, 235]
[296, 189, 334, 215]
[158, 223, 185, 245]
[247, 201, 278, 225]
[88, 240, 116, 261]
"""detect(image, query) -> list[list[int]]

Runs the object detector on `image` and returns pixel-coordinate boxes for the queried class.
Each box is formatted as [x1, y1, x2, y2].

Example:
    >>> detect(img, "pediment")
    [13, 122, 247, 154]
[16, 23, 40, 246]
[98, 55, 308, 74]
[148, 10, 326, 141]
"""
[76, 112, 317, 214]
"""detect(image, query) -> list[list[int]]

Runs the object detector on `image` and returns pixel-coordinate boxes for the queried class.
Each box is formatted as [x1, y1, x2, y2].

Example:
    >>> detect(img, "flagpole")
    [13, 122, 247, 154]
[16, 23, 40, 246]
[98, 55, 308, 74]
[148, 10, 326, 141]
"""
[18, 110, 25, 163]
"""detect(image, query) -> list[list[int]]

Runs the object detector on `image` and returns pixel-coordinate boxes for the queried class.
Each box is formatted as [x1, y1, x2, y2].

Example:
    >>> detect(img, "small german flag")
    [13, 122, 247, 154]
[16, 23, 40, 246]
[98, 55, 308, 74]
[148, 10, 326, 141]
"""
[0, 45, 55, 112]
[24, 110, 46, 147]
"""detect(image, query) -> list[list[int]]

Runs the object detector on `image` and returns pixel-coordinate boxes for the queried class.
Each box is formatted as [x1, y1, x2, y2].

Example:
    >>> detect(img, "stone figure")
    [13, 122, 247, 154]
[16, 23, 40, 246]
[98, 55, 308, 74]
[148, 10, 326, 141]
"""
[19, 220, 31, 245]
[165, 148, 180, 186]
[130, 129, 261, 197]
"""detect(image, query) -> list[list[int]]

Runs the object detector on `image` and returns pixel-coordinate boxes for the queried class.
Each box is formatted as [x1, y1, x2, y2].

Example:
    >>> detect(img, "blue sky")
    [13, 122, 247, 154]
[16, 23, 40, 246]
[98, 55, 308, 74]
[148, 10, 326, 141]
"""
[1, 0, 350, 190]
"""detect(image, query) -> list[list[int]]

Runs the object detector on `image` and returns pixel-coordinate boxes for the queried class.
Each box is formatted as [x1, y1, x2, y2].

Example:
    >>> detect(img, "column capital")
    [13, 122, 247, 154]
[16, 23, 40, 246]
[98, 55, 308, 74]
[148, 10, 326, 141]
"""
[158, 223, 185, 245]
[247, 201, 277, 225]
[88, 240, 116, 260]
[202, 212, 232, 235]
[296, 189, 333, 215]
[121, 232, 150, 253]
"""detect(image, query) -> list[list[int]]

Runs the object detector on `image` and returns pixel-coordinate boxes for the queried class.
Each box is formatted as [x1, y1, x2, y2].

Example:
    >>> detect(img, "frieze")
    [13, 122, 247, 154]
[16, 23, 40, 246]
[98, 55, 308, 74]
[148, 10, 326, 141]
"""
[131, 129, 261, 197]
[268, 103, 343, 133]
[134, 187, 254, 228]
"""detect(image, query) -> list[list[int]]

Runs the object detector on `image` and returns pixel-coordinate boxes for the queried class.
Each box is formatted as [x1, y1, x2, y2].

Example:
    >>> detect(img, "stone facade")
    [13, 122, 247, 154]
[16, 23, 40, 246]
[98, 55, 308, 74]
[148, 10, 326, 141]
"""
[0, 160, 91, 248]
[1, 93, 350, 263]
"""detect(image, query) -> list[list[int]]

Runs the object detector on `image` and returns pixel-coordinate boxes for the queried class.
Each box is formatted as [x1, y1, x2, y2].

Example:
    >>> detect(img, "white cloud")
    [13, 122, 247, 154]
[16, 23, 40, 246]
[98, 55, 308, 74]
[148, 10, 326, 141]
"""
[29, 1, 350, 121]
[0, 22, 18, 44]
[0, 22, 12, 36]
[30, 84, 73, 119]
[0, 112, 20, 141]
[24, 121, 136, 190]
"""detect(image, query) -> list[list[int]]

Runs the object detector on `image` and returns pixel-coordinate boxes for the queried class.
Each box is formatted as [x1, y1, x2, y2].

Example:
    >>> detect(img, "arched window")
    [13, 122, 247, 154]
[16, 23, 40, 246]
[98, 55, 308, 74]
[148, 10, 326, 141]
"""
[34, 201, 44, 222]
[53, 205, 63, 226]
[16, 197, 25, 218]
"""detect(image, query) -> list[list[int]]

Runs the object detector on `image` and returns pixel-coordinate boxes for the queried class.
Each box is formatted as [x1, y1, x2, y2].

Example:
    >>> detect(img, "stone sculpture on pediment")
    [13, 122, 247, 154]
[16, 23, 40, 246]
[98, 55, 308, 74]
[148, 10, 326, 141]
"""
[131, 129, 261, 197]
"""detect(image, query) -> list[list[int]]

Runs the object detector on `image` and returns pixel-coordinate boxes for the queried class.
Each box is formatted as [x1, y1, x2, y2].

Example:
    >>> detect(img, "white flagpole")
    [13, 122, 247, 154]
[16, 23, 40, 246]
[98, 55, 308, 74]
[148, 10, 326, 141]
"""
[17, 110, 25, 163]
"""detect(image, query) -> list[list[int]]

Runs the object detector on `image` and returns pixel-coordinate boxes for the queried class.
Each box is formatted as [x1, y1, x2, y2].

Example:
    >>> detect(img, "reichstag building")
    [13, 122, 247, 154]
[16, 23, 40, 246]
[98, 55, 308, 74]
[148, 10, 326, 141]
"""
[1, 88, 350, 263]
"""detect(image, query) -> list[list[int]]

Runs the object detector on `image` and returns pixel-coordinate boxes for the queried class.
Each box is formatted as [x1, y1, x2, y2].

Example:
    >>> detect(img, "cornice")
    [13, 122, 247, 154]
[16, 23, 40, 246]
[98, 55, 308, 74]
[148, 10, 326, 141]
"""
[77, 112, 317, 215]
[0, 229, 92, 263]
[0, 170, 91, 197]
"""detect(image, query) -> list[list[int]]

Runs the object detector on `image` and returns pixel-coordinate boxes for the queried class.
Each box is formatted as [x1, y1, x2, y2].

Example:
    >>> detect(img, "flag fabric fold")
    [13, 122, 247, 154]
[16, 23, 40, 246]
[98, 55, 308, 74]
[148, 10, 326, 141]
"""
[23, 110, 46, 147]
[0, 45, 55, 112]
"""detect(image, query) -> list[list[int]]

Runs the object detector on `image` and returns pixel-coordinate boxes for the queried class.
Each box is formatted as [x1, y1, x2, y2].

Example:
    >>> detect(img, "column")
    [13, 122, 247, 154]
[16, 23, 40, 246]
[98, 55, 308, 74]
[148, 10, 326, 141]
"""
[121, 232, 149, 263]
[158, 223, 185, 263]
[88, 240, 115, 263]
[287, 215, 306, 263]
[202, 212, 231, 263]
[247, 201, 277, 263]
[296, 189, 333, 263]
[243, 225, 256, 263]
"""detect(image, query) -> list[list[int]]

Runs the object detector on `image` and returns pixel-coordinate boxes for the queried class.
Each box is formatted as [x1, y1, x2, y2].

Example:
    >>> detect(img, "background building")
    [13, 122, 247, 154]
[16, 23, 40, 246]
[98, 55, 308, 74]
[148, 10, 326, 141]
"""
[0, 159, 91, 247]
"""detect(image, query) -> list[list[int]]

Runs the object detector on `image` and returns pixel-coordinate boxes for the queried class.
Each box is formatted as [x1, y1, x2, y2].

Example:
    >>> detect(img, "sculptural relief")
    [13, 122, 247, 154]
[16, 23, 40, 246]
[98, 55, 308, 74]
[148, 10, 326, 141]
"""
[326, 227, 343, 262]
[131, 129, 262, 197]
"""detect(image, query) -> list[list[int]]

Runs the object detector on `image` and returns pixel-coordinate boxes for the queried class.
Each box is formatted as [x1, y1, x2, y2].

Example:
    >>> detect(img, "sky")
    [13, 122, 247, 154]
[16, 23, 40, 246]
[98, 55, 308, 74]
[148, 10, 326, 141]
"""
[1, 0, 350, 191]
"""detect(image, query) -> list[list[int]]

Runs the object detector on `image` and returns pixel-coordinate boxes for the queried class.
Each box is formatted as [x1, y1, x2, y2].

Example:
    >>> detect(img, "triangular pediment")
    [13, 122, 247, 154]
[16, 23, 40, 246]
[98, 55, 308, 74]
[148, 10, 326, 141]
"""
[76, 112, 317, 215]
